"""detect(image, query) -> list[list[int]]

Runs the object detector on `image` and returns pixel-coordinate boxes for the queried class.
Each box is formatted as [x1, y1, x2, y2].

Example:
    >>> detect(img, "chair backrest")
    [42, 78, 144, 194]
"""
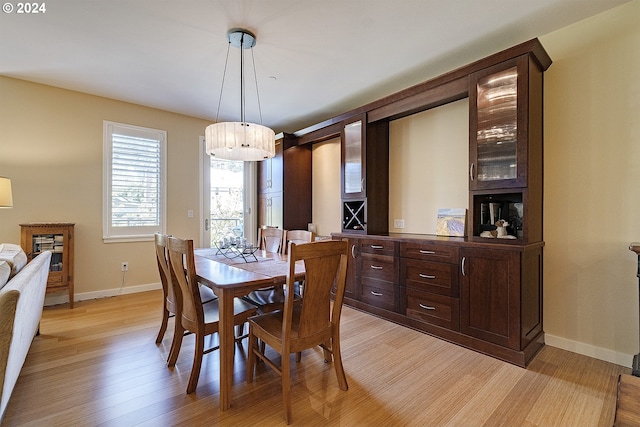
[283, 239, 349, 340]
[154, 233, 177, 314]
[258, 227, 285, 253]
[166, 237, 202, 331]
[284, 230, 315, 253]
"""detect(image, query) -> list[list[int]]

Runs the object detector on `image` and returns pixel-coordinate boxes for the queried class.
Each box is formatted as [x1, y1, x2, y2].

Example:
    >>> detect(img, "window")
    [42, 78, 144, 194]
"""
[103, 121, 166, 242]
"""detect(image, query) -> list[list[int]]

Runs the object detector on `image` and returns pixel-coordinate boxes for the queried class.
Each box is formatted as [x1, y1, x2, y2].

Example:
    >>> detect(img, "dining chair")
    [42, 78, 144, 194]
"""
[246, 239, 350, 424]
[283, 229, 315, 253]
[154, 233, 216, 347]
[244, 227, 300, 314]
[258, 227, 285, 253]
[165, 236, 257, 394]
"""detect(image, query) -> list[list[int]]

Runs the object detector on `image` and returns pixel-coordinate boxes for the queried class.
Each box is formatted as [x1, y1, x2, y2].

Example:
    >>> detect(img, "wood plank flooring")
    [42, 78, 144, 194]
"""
[1, 290, 630, 426]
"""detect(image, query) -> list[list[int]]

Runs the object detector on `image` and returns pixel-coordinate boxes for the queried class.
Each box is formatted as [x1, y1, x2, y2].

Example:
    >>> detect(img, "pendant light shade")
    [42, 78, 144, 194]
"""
[205, 29, 275, 162]
[205, 121, 275, 161]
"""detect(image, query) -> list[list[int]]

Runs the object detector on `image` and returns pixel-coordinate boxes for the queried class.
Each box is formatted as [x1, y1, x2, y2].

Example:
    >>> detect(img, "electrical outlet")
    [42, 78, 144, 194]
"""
[394, 219, 405, 229]
[121, 262, 129, 272]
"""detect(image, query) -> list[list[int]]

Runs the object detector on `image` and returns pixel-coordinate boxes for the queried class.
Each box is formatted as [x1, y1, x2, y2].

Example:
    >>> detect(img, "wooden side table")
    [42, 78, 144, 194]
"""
[20, 223, 75, 308]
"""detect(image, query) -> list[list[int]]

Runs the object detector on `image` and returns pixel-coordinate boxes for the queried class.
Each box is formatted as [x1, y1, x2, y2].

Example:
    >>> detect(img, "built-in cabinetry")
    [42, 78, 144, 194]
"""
[20, 222, 75, 308]
[469, 54, 544, 243]
[274, 39, 550, 367]
[334, 233, 543, 367]
[340, 116, 389, 235]
[257, 133, 312, 230]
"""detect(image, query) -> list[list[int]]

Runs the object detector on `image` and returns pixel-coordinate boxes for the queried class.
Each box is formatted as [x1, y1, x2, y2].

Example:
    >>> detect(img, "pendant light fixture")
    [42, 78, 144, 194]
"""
[205, 29, 275, 161]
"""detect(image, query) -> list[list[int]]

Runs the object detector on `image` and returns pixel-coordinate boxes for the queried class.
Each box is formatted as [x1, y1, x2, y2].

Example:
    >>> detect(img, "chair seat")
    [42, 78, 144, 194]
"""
[243, 283, 301, 313]
[197, 284, 216, 303]
[202, 297, 256, 325]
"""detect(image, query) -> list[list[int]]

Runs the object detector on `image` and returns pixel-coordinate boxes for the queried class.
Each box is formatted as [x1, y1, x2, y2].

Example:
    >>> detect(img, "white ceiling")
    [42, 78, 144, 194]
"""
[0, 0, 628, 133]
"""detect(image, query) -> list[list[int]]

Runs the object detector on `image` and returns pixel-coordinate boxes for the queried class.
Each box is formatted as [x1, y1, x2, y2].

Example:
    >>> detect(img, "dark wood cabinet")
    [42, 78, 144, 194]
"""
[468, 53, 545, 243]
[340, 115, 389, 235]
[460, 245, 543, 357]
[305, 39, 550, 367]
[257, 133, 312, 230]
[333, 232, 544, 367]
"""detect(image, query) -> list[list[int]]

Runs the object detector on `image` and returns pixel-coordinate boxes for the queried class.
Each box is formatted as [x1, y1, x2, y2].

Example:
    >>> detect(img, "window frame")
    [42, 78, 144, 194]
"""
[103, 121, 167, 243]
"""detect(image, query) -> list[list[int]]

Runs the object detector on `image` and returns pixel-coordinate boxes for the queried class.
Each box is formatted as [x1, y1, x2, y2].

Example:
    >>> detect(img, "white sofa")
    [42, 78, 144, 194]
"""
[0, 243, 50, 422]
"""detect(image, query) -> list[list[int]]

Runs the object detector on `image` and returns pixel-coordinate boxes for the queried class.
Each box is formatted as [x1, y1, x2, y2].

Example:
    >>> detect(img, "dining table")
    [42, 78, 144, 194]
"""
[193, 247, 305, 411]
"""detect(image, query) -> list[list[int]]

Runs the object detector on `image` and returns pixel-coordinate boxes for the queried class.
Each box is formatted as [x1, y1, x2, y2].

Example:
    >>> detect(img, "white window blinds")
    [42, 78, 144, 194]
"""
[103, 122, 166, 242]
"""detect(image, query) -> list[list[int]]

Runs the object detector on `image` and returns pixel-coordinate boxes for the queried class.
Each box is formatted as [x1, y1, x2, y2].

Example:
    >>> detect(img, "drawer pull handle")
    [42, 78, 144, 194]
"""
[419, 304, 436, 310]
[351, 244, 356, 259]
[419, 250, 435, 255]
[371, 265, 383, 270]
[461, 256, 466, 276]
[371, 245, 384, 249]
[419, 274, 436, 279]
[370, 291, 383, 297]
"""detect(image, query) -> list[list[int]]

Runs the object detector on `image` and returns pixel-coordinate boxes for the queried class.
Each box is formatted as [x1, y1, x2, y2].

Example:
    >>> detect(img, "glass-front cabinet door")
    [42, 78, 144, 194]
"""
[470, 56, 529, 189]
[341, 118, 365, 198]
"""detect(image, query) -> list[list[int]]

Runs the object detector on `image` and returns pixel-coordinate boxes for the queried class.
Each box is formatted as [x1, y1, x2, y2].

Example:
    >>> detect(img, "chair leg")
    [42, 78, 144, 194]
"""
[322, 340, 332, 363]
[187, 332, 205, 394]
[332, 334, 348, 391]
[167, 320, 184, 367]
[156, 307, 169, 344]
[246, 326, 257, 383]
[282, 351, 292, 424]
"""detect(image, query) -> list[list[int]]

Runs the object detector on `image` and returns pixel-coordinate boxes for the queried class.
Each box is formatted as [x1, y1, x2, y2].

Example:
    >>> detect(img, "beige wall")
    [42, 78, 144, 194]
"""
[540, 0, 640, 364]
[0, 77, 210, 299]
[389, 99, 468, 234]
[2, 0, 639, 364]
[311, 137, 342, 237]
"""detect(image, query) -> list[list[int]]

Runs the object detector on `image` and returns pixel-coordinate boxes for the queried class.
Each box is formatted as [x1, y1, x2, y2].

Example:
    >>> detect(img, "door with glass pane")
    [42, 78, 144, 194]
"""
[201, 139, 257, 248]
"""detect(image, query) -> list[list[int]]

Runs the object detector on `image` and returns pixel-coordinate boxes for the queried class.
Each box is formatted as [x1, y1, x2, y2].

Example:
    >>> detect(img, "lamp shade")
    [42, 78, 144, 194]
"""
[205, 121, 275, 161]
[0, 177, 13, 208]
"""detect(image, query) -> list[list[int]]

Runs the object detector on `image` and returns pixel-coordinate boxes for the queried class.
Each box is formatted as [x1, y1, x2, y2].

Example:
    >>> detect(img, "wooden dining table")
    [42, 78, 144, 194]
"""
[193, 248, 305, 411]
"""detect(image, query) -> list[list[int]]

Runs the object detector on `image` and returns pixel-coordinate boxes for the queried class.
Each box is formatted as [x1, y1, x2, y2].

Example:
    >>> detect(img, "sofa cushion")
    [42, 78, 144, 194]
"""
[0, 261, 10, 289]
[0, 244, 28, 277]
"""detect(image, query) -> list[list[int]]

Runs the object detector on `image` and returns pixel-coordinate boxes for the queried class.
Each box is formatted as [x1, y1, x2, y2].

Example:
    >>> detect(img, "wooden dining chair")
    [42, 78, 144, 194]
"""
[283, 229, 315, 253]
[154, 233, 216, 347]
[244, 227, 300, 314]
[165, 236, 257, 394]
[246, 239, 350, 424]
[258, 227, 285, 253]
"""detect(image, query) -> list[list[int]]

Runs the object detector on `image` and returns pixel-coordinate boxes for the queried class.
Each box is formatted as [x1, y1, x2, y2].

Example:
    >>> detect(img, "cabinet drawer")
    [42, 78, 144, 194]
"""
[360, 253, 397, 282]
[47, 272, 63, 284]
[406, 287, 459, 331]
[359, 239, 397, 256]
[400, 242, 458, 263]
[360, 279, 396, 311]
[402, 258, 458, 297]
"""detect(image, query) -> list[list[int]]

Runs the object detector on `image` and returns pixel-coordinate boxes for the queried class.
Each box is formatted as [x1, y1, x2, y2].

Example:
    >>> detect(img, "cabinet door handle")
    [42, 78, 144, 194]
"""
[370, 265, 383, 270]
[419, 274, 436, 279]
[419, 250, 435, 255]
[351, 244, 356, 259]
[419, 304, 436, 310]
[370, 291, 383, 297]
[371, 245, 384, 249]
[461, 256, 466, 276]
[469, 163, 475, 181]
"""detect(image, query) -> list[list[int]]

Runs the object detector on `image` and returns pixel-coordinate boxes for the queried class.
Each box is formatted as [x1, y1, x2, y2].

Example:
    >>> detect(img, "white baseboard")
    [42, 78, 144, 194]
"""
[545, 333, 634, 368]
[44, 282, 161, 307]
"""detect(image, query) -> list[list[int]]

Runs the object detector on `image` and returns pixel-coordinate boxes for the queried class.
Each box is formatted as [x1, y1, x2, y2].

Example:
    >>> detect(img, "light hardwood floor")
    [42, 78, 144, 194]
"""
[2, 290, 629, 426]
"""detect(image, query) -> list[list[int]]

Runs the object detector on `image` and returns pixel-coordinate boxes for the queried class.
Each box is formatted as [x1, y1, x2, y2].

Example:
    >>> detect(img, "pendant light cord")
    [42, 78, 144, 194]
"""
[215, 42, 232, 123]
[250, 47, 264, 125]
